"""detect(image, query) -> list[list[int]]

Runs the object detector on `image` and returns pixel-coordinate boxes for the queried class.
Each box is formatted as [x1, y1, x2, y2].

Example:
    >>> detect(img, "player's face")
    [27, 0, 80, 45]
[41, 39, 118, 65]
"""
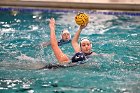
[62, 33, 70, 41]
[80, 41, 92, 53]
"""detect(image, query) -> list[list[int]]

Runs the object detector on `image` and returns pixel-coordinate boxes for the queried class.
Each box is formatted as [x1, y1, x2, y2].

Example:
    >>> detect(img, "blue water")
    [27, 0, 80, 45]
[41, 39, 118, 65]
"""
[0, 8, 140, 93]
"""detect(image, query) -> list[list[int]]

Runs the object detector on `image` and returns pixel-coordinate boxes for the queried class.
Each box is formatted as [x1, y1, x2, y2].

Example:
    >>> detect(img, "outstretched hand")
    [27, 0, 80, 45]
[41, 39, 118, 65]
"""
[79, 23, 88, 30]
[49, 18, 55, 31]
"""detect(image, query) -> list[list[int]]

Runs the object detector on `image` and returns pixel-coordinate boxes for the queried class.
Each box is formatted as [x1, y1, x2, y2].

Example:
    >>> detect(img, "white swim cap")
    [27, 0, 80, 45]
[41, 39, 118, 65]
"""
[61, 29, 70, 35]
[80, 38, 92, 47]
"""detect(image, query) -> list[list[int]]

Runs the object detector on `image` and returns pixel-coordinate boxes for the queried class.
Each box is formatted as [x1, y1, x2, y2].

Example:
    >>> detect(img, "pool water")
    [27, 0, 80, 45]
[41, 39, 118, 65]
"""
[0, 8, 140, 93]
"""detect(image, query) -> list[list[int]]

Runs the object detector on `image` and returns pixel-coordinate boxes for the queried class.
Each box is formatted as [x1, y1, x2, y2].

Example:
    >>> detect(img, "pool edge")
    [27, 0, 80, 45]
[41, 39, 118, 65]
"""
[0, 1, 140, 11]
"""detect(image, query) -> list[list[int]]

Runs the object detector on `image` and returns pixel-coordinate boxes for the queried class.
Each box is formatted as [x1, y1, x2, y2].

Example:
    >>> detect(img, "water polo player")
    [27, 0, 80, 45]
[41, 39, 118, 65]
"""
[41, 29, 71, 47]
[49, 18, 97, 64]
[58, 29, 71, 46]
[14, 17, 97, 70]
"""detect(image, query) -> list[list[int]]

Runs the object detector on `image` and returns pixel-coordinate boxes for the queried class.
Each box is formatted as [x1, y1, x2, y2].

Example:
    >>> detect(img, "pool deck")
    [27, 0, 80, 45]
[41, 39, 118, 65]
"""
[0, 0, 140, 11]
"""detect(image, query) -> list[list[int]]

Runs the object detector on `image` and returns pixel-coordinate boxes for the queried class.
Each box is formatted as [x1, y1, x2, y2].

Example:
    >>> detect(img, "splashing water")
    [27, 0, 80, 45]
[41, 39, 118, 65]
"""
[0, 8, 140, 93]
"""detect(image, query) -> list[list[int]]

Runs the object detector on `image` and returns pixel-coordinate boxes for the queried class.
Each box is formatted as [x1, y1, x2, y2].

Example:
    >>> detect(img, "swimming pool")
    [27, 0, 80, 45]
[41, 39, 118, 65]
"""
[0, 8, 140, 93]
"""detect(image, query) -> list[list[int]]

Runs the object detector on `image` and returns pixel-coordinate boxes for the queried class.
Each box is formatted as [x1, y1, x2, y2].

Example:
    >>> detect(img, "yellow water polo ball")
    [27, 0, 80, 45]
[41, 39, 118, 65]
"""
[75, 13, 89, 25]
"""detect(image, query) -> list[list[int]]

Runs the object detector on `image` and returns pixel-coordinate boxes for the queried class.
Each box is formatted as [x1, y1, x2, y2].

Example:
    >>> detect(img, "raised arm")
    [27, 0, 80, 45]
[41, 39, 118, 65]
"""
[49, 18, 70, 64]
[72, 24, 87, 53]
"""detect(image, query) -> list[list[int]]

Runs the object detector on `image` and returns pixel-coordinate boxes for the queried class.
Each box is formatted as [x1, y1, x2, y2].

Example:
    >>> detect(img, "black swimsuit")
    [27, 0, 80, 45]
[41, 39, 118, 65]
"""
[40, 63, 78, 69]
[58, 39, 71, 46]
[71, 52, 93, 63]
[41, 52, 92, 69]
